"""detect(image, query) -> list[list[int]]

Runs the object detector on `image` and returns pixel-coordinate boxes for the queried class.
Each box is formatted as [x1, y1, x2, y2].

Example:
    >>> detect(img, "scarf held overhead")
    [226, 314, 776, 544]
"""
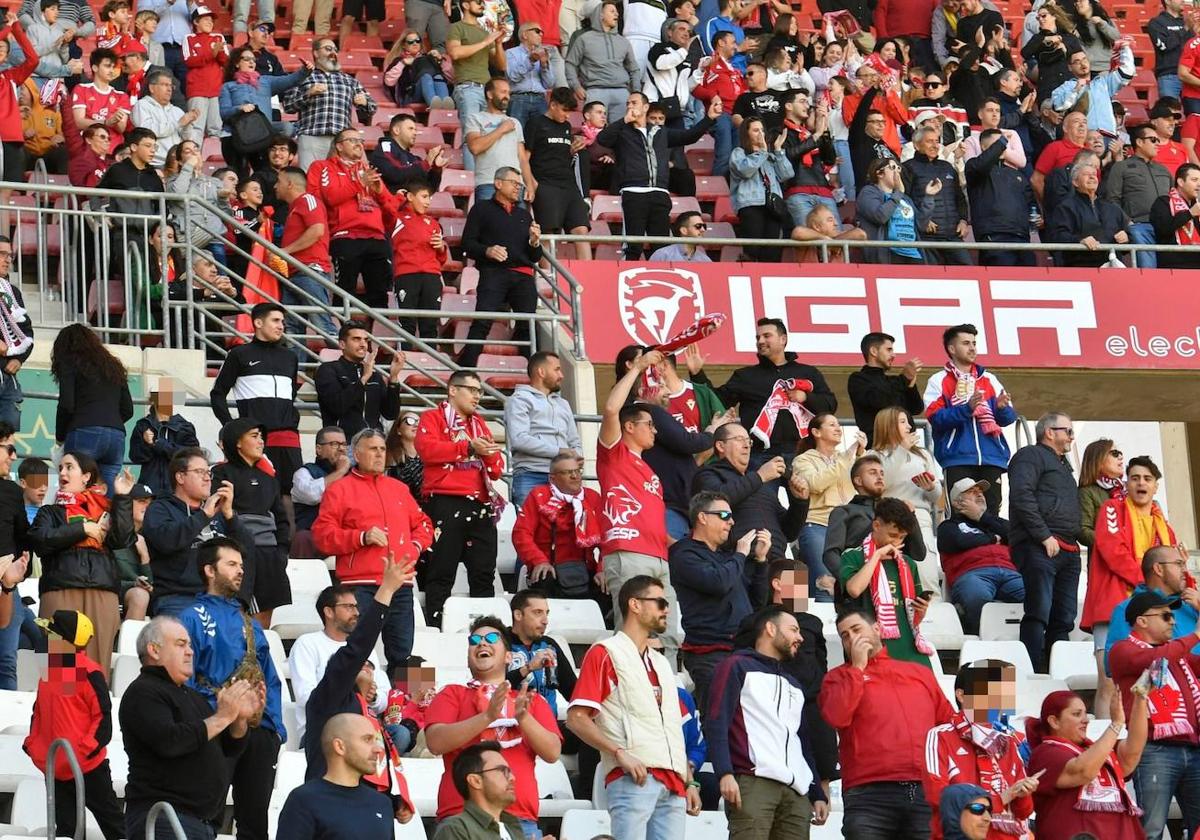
[639, 314, 726, 403]
[862, 533, 935, 656]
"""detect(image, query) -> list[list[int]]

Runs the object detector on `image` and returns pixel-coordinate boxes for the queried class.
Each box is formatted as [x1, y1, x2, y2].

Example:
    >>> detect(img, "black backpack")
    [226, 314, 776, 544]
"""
[228, 108, 274, 154]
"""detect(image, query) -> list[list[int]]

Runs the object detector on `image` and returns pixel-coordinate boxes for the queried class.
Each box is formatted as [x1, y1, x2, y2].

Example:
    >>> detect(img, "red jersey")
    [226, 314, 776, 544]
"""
[282, 193, 332, 272]
[425, 683, 560, 821]
[1183, 115, 1200, 156]
[1034, 138, 1085, 175]
[665, 383, 701, 433]
[1181, 35, 1200, 101]
[71, 82, 131, 153]
[0, 24, 39, 143]
[379, 190, 449, 276]
[569, 644, 687, 795]
[1157, 138, 1190, 177]
[182, 31, 229, 98]
[307, 156, 388, 240]
[596, 438, 666, 559]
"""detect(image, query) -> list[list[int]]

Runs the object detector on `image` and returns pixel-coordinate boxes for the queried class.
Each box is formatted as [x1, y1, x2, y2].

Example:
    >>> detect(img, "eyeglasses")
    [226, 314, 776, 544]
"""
[497, 178, 523, 186]
[474, 765, 513, 779]
[1145, 611, 1176, 622]
[1050, 426, 1075, 437]
[184, 467, 213, 476]
[965, 803, 993, 816]
[0, 250, 12, 260]
[1173, 113, 1184, 120]
[1109, 449, 1123, 458]
[701, 509, 734, 521]
[337, 136, 364, 145]
[1, 444, 14, 456]
[551, 468, 583, 477]
[333, 601, 359, 611]
[690, 222, 707, 230]
[318, 440, 348, 448]
[924, 81, 943, 88]
[630, 419, 656, 429]
[636, 596, 670, 609]
[468, 631, 503, 645]
[453, 384, 482, 395]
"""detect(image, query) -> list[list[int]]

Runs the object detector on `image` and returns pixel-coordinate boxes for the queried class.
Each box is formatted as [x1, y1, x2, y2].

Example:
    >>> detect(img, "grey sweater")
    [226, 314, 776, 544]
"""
[564, 5, 641, 91]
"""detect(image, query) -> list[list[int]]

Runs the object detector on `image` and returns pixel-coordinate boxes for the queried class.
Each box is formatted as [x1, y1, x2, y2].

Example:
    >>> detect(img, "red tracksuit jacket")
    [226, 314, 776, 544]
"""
[183, 31, 229, 98]
[379, 190, 449, 275]
[307, 156, 388, 240]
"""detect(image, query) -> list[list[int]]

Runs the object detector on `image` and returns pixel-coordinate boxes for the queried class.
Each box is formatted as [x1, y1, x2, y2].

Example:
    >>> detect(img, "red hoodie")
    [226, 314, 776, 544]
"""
[307, 155, 388, 240]
[690, 56, 748, 108]
[0, 24, 39, 143]
[182, 31, 228, 98]
[379, 189, 449, 276]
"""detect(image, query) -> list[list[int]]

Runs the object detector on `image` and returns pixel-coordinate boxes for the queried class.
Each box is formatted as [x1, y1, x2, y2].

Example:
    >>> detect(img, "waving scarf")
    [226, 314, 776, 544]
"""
[55, 489, 111, 551]
[943, 361, 1002, 437]
[1126, 635, 1200, 740]
[949, 711, 1030, 836]
[543, 484, 602, 549]
[1167, 188, 1200, 246]
[1041, 737, 1141, 815]
[466, 680, 523, 748]
[440, 400, 507, 518]
[751, 378, 814, 446]
[862, 533, 935, 656]
[639, 314, 726, 404]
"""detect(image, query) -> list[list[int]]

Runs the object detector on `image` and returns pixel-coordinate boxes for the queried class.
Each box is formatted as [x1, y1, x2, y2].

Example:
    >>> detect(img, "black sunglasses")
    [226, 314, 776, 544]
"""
[636, 596, 670, 609]
[702, 509, 733, 520]
[924, 81, 944, 88]
[404, 37, 422, 44]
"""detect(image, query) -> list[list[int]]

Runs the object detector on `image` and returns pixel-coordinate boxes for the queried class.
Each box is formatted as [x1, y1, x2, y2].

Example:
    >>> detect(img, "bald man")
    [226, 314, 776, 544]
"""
[277, 714, 394, 839]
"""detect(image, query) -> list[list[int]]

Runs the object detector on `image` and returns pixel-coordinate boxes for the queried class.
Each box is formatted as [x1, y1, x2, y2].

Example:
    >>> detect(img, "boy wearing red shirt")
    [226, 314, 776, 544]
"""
[425, 615, 561, 836]
[414, 371, 505, 629]
[379, 177, 448, 344]
[182, 6, 228, 142]
[69, 47, 129, 155]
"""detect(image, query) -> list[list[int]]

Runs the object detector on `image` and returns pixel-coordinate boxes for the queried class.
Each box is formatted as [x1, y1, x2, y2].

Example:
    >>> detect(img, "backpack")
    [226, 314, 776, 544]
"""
[228, 107, 274, 154]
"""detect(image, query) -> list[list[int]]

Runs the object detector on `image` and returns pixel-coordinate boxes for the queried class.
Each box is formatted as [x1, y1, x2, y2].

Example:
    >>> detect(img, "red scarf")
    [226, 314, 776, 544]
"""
[751, 378, 814, 446]
[1096, 475, 1126, 499]
[466, 680, 522, 748]
[639, 314, 725, 403]
[1168, 188, 1200, 245]
[235, 69, 262, 88]
[540, 486, 602, 550]
[942, 361, 1002, 437]
[1126, 634, 1200, 740]
[1042, 737, 1141, 816]
[440, 400, 506, 517]
[355, 694, 414, 814]
[55, 489, 111, 550]
[862, 533, 935, 656]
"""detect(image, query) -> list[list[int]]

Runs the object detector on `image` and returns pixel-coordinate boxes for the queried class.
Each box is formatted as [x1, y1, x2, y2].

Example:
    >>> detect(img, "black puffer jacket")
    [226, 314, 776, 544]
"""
[31, 493, 135, 594]
[782, 123, 837, 194]
[902, 152, 967, 235]
[596, 115, 713, 191]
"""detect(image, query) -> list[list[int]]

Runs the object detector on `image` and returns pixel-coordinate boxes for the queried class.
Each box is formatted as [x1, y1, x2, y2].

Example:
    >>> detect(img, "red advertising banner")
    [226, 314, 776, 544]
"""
[563, 261, 1200, 369]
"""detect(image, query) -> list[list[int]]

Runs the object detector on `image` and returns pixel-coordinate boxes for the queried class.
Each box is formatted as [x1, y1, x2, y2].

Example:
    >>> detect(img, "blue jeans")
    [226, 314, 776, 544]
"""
[607, 773, 685, 840]
[354, 583, 414, 679]
[1134, 741, 1200, 840]
[151, 593, 199, 617]
[1159, 73, 1183, 100]
[416, 74, 450, 106]
[950, 566, 1026, 635]
[0, 599, 39, 690]
[0, 374, 21, 432]
[283, 267, 338, 360]
[665, 508, 689, 541]
[205, 240, 228, 271]
[510, 470, 548, 508]
[796, 523, 833, 602]
[711, 114, 736, 177]
[833, 138, 854, 198]
[64, 425, 126, 496]
[517, 818, 543, 840]
[1016, 541, 1081, 673]
[508, 92, 547, 129]
[1128, 221, 1158, 269]
[453, 83, 487, 170]
[786, 192, 839, 230]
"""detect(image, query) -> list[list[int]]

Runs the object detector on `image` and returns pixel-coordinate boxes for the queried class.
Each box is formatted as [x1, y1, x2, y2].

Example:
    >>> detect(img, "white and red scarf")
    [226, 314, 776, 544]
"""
[949, 711, 1029, 836]
[440, 400, 507, 518]
[944, 361, 1002, 437]
[542, 485, 602, 549]
[1168, 188, 1200, 246]
[466, 680, 523, 749]
[1127, 635, 1200, 740]
[1096, 475, 1126, 499]
[0, 277, 31, 360]
[751, 378, 814, 446]
[1043, 737, 1141, 816]
[863, 533, 935, 656]
[639, 314, 725, 404]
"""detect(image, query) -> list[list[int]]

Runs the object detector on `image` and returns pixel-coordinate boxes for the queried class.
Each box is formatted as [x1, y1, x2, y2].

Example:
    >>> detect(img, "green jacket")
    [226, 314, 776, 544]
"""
[1078, 484, 1110, 548]
[431, 801, 525, 840]
[693, 380, 725, 429]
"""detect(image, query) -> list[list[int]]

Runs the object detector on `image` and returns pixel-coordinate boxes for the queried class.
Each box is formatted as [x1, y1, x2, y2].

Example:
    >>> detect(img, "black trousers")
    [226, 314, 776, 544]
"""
[127, 803, 216, 840]
[979, 233, 1037, 266]
[682, 648, 731, 719]
[944, 464, 1006, 516]
[54, 759, 124, 840]
[395, 271, 443, 347]
[842, 781, 932, 840]
[228, 726, 281, 840]
[620, 190, 672, 260]
[457, 269, 537, 369]
[331, 237, 392, 308]
[422, 494, 498, 628]
[737, 205, 784, 262]
[220, 136, 267, 179]
[919, 233, 973, 266]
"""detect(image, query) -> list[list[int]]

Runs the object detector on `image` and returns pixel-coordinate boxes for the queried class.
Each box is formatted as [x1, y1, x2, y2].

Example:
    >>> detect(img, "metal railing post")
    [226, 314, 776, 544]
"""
[145, 801, 189, 840]
[45, 737, 85, 840]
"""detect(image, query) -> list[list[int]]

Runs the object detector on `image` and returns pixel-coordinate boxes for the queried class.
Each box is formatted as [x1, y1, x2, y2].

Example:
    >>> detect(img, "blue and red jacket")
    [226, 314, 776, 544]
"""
[922, 363, 1017, 470]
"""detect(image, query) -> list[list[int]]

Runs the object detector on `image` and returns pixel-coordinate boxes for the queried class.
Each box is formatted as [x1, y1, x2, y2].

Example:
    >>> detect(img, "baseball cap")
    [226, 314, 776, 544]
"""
[253, 20, 275, 32]
[191, 5, 214, 20]
[948, 477, 990, 506]
[37, 610, 95, 648]
[120, 38, 148, 56]
[1125, 590, 1182, 625]
[1150, 100, 1180, 119]
[128, 483, 155, 501]
[518, 21, 543, 36]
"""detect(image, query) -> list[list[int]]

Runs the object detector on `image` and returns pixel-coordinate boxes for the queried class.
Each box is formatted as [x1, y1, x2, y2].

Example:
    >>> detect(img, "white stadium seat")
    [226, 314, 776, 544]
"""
[958, 640, 1036, 677]
[534, 757, 592, 817]
[441, 597, 513, 634]
[1049, 640, 1099, 690]
[117, 618, 148, 655]
[269, 602, 323, 641]
[110, 654, 141, 698]
[400, 757, 444, 816]
[286, 557, 332, 595]
[544, 598, 608, 644]
[411, 632, 468, 667]
[920, 601, 965, 651]
[560, 809, 610, 840]
[978, 602, 1024, 641]
[685, 810, 728, 838]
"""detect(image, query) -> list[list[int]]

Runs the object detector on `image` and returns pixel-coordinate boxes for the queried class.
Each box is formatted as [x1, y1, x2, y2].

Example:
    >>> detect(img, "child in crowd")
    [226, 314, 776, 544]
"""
[128, 377, 200, 495]
[383, 656, 437, 757]
[17, 457, 48, 525]
[183, 6, 228, 142]
[96, 0, 132, 51]
[111, 483, 154, 620]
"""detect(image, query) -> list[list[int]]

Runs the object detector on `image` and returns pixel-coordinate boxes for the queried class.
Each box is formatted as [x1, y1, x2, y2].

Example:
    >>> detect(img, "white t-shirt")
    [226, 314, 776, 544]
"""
[287, 630, 390, 740]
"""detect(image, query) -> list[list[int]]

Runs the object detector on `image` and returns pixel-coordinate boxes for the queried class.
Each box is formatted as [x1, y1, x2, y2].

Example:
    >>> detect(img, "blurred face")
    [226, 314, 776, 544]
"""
[1127, 465, 1159, 507]
[1086, 131, 1105, 154]
[340, 327, 370, 362]
[549, 458, 582, 494]
[249, 25, 270, 49]
[467, 624, 510, 678]
[132, 496, 152, 527]
[521, 25, 543, 47]
[696, 499, 734, 544]
[854, 460, 885, 496]
[399, 413, 420, 442]
[449, 377, 483, 415]
[323, 591, 360, 635]
[408, 188, 432, 215]
[625, 94, 647, 123]
[218, 170, 238, 192]
[1064, 112, 1088, 145]
[622, 408, 656, 449]
[772, 569, 809, 611]
[204, 547, 244, 597]
[647, 109, 666, 127]
[717, 425, 751, 472]
[354, 434, 387, 475]
[315, 39, 340, 70]
[789, 92, 811, 121]
[923, 76, 944, 98]
[755, 323, 786, 357]
[837, 612, 882, 656]
[1048, 697, 1089, 745]
[857, 65, 880, 88]
[0, 240, 11, 280]
[879, 42, 896, 62]
[335, 131, 365, 162]
[87, 127, 110, 154]
[58, 455, 94, 494]
[177, 455, 212, 502]
[1181, 167, 1200, 200]
[1069, 51, 1090, 77]
[44, 4, 59, 22]
[254, 310, 286, 342]
[488, 80, 511, 112]
[513, 597, 549, 641]
[602, 2, 619, 27]
[151, 621, 194, 684]
[1036, 8, 1056, 29]
[670, 21, 691, 46]
[746, 65, 767, 91]
[237, 427, 265, 463]
[715, 32, 736, 58]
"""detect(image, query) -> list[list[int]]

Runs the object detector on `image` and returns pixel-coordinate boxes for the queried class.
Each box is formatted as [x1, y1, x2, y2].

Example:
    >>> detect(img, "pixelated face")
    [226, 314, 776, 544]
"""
[773, 569, 809, 610]
[21, 471, 48, 505]
[401, 666, 438, 702]
[958, 670, 1016, 721]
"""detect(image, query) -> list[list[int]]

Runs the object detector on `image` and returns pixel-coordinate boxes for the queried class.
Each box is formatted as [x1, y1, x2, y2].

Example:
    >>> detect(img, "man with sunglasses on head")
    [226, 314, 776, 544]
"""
[506, 22, 554, 129]
[281, 37, 377, 169]
[568, 575, 703, 839]
[426, 616, 562, 839]
[649, 211, 712, 261]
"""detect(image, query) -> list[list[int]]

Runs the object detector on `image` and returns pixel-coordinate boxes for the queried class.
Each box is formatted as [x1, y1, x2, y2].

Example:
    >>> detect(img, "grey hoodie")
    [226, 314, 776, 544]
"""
[165, 163, 233, 247]
[564, 3, 642, 91]
[502, 384, 582, 474]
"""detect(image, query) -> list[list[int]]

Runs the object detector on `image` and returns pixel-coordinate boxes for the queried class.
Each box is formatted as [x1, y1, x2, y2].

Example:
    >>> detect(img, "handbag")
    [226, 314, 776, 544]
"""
[762, 168, 790, 222]
[227, 107, 274, 154]
[532, 520, 592, 598]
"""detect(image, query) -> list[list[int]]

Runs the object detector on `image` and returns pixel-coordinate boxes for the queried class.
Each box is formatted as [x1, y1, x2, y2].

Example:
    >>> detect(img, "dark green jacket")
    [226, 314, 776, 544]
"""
[431, 801, 525, 840]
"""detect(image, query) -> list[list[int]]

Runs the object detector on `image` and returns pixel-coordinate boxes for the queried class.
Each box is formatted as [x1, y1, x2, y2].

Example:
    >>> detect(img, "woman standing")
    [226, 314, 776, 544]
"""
[1067, 0, 1119, 74]
[163, 140, 234, 268]
[1021, 4, 1084, 101]
[51, 325, 134, 496]
[385, 412, 424, 499]
[729, 117, 795, 262]
[68, 124, 113, 188]
[218, 45, 309, 176]
[30, 453, 135, 675]
[1026, 689, 1148, 840]
[872, 406, 943, 593]
[793, 413, 865, 601]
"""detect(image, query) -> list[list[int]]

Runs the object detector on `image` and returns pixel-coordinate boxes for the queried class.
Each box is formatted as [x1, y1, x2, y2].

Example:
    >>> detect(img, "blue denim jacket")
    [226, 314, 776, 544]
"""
[728, 148, 794, 213]
[218, 68, 309, 133]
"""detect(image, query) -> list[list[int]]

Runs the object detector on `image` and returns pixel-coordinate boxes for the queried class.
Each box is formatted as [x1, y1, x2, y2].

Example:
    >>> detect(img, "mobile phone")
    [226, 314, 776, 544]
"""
[918, 590, 935, 601]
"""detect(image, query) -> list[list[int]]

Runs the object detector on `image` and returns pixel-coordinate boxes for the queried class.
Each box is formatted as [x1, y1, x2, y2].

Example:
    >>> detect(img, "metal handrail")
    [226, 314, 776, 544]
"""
[145, 801, 189, 840]
[45, 738, 85, 840]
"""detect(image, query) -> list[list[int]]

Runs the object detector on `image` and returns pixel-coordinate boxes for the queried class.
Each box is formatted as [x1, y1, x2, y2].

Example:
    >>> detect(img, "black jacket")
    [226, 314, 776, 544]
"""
[848, 88, 900, 191]
[1150, 192, 1200, 269]
[314, 356, 402, 437]
[54, 368, 134, 443]
[128, 412, 200, 495]
[1046, 189, 1129, 267]
[596, 115, 713, 191]
[304, 597, 386, 777]
[937, 510, 1010, 554]
[30, 493, 135, 595]
[691, 457, 809, 558]
[143, 494, 254, 602]
[964, 135, 1035, 240]
[461, 196, 543, 276]
[1007, 443, 1081, 547]
[846, 365, 924, 446]
[698, 353, 837, 456]
[902, 152, 968, 235]
[0, 479, 29, 557]
[95, 158, 165, 219]
[120, 665, 246, 820]
[1021, 31, 1084, 101]
[210, 338, 300, 433]
[669, 536, 767, 647]
[782, 123, 836, 193]
[641, 403, 713, 515]
[823, 493, 927, 581]
[1147, 11, 1188, 77]
[368, 138, 443, 193]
